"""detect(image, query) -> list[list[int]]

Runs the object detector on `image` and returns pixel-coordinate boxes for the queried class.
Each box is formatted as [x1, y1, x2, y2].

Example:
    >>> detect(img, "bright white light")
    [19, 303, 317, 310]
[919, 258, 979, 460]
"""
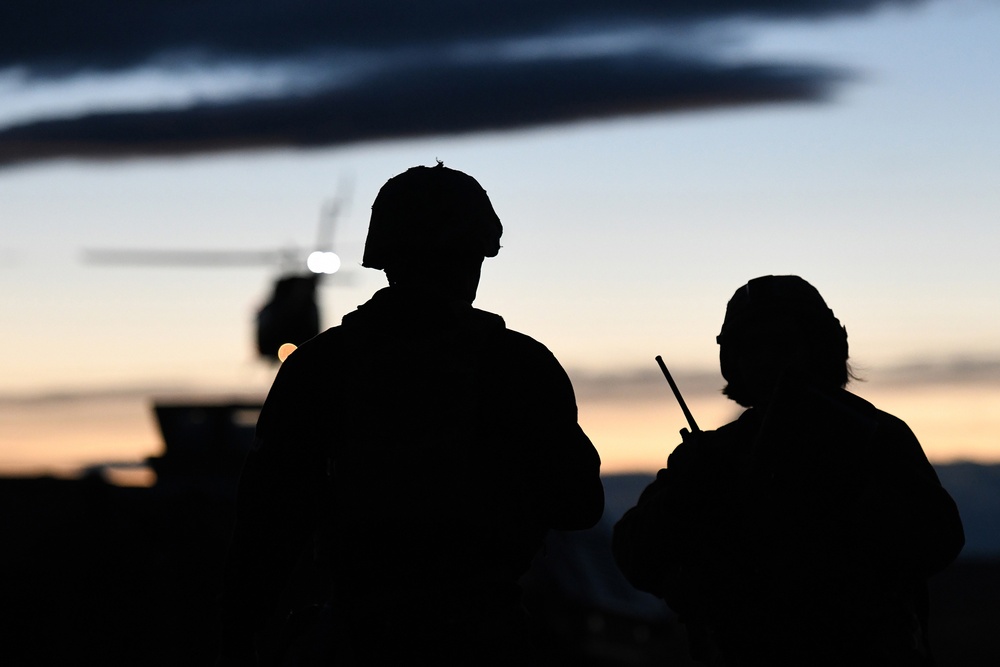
[277, 343, 298, 362]
[307, 251, 341, 274]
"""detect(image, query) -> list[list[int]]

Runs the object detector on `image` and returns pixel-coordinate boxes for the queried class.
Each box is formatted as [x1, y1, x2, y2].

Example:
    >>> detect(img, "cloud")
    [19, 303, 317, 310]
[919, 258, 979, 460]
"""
[3, 353, 994, 407]
[0, 54, 845, 166]
[0, 1, 925, 73]
[569, 366, 724, 402]
[873, 357, 1000, 388]
[569, 355, 1000, 402]
[0, 0, 923, 167]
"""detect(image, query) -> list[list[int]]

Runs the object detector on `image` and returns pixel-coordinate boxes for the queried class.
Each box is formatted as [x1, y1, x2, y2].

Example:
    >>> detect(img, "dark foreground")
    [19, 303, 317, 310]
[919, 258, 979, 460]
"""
[0, 473, 996, 666]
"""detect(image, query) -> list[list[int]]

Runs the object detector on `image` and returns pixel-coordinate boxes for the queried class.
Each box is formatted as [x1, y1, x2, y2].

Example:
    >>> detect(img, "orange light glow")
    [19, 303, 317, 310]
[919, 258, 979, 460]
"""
[277, 343, 297, 362]
[100, 464, 157, 488]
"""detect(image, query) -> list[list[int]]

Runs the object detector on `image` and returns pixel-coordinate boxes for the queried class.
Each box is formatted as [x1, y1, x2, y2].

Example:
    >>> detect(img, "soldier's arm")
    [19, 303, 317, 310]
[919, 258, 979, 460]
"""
[858, 416, 965, 576]
[611, 440, 705, 596]
[507, 334, 604, 530]
[218, 349, 326, 662]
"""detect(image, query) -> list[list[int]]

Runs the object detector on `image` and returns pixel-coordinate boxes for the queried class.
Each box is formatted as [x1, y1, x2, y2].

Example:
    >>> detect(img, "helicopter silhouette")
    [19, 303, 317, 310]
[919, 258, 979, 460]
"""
[83, 192, 351, 362]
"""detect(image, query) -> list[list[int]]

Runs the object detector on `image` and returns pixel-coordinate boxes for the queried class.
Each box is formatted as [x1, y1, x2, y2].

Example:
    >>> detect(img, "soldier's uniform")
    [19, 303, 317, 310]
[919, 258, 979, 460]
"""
[613, 276, 963, 667]
[220, 164, 603, 666]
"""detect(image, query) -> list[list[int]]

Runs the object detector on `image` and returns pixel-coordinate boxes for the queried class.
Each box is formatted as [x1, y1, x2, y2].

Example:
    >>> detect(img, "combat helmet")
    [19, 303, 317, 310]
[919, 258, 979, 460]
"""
[362, 162, 503, 272]
[717, 275, 850, 391]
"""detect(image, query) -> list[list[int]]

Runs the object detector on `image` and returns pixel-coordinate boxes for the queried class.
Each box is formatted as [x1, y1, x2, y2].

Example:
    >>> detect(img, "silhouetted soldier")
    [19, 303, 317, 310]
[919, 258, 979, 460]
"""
[218, 163, 604, 666]
[613, 275, 964, 666]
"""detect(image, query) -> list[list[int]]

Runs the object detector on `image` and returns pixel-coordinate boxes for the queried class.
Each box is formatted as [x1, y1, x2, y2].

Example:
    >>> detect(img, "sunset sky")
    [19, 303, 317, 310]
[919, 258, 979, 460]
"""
[1, 0, 998, 477]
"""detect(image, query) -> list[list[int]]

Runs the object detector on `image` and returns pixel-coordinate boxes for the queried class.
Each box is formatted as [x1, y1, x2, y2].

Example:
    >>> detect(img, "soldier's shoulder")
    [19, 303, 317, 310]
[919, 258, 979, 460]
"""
[717, 407, 759, 437]
[289, 324, 347, 356]
[269, 325, 353, 382]
[466, 306, 506, 334]
[492, 322, 559, 360]
[468, 311, 567, 374]
[683, 408, 758, 454]
[838, 389, 915, 437]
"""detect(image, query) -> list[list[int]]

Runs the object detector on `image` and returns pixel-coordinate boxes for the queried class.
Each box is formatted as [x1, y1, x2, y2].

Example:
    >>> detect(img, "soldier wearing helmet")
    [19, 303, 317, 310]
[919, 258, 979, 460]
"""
[613, 275, 963, 666]
[220, 163, 604, 666]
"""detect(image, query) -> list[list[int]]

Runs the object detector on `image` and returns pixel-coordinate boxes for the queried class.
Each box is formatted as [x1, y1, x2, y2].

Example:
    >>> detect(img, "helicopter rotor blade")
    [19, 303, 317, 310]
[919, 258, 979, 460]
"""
[82, 248, 294, 267]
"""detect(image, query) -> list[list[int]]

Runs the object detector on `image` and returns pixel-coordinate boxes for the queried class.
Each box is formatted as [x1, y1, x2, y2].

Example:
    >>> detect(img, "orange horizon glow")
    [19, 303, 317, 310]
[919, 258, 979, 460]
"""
[1, 384, 997, 479]
[584, 386, 1000, 475]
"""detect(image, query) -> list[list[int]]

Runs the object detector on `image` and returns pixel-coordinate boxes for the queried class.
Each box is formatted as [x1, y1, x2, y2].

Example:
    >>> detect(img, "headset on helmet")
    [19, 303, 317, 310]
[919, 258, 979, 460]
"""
[717, 275, 849, 389]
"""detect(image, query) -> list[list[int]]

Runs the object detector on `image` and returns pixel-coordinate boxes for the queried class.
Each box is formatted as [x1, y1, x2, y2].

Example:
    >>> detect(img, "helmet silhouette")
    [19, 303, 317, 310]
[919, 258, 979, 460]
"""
[362, 162, 502, 271]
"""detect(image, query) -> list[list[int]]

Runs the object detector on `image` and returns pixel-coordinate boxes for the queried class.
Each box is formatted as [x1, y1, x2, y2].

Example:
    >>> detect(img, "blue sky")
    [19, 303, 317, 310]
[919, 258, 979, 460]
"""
[1, 0, 998, 472]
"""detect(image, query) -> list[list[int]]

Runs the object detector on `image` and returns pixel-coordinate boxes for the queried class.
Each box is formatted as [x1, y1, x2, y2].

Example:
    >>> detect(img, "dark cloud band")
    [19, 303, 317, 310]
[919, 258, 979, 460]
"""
[0, 53, 845, 167]
[0, 1, 924, 74]
[0, 0, 918, 166]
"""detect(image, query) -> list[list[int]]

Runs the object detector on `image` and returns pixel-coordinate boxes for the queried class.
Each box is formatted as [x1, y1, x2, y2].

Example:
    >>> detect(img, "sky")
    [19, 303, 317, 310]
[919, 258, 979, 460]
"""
[1, 0, 999, 477]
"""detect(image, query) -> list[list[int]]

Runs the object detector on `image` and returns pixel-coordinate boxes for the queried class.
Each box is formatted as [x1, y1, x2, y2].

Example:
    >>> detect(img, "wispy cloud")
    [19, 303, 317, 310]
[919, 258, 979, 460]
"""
[569, 367, 724, 402]
[871, 357, 1000, 388]
[0, 383, 261, 406]
[0, 0, 925, 166]
[569, 354, 1000, 402]
[2, 353, 994, 407]
[0, 1, 925, 72]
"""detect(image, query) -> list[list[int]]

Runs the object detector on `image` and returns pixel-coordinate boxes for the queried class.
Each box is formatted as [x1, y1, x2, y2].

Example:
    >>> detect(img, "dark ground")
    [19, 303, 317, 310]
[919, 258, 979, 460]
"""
[0, 474, 996, 666]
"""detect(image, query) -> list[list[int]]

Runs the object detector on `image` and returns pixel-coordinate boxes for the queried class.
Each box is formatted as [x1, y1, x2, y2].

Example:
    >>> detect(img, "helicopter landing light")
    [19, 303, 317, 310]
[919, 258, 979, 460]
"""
[307, 251, 341, 274]
[277, 343, 298, 362]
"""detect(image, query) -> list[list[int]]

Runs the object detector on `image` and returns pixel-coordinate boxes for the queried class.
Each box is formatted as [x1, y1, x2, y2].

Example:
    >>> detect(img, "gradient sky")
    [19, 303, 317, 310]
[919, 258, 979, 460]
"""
[1, 0, 998, 476]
